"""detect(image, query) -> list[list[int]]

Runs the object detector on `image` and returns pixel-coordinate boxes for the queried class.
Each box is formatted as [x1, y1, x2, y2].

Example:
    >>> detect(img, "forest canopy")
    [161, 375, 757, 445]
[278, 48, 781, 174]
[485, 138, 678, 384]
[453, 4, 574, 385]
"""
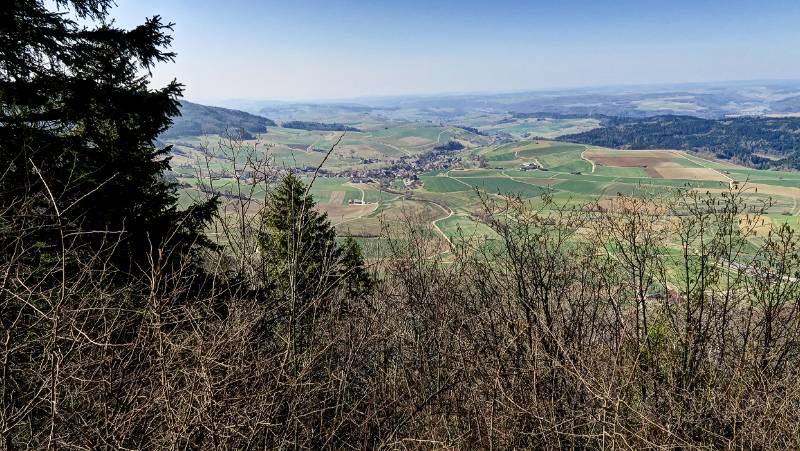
[562, 115, 800, 169]
[161, 100, 276, 138]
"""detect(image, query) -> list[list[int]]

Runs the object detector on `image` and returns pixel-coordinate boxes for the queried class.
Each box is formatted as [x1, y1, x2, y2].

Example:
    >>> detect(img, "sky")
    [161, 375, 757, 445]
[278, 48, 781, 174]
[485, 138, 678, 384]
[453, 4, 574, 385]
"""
[110, 0, 800, 103]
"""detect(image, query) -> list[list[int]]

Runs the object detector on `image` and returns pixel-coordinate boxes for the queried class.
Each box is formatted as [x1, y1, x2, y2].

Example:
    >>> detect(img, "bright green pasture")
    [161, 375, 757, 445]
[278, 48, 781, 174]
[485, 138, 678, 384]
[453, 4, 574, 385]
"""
[453, 177, 547, 198]
[421, 176, 470, 193]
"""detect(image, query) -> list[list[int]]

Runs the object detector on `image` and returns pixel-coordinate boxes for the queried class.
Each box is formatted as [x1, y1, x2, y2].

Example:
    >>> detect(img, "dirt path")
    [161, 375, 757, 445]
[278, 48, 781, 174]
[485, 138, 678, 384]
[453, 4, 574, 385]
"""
[416, 198, 453, 246]
[308, 135, 325, 152]
[347, 183, 366, 203]
[431, 207, 454, 246]
[581, 148, 596, 173]
[445, 171, 477, 189]
[331, 203, 379, 227]
[379, 140, 412, 156]
[436, 128, 449, 144]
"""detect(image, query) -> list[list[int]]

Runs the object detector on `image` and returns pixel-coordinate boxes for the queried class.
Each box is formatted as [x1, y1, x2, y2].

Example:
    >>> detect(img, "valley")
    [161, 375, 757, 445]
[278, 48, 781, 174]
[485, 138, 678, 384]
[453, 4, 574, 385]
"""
[165, 102, 800, 260]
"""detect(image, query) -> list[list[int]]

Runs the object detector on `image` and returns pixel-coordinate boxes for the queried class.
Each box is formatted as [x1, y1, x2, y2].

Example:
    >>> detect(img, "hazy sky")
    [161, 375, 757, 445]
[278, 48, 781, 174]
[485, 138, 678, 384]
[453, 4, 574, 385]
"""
[112, 0, 800, 102]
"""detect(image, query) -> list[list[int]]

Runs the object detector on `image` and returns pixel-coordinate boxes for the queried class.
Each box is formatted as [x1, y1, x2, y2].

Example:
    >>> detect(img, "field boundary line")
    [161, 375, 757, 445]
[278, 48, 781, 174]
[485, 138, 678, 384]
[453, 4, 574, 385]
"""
[673, 151, 734, 186]
[331, 203, 379, 227]
[379, 140, 412, 156]
[445, 172, 479, 189]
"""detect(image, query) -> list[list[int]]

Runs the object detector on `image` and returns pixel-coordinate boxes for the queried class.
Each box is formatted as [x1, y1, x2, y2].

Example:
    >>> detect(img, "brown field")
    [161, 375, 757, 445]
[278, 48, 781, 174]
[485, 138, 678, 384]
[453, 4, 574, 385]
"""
[596, 197, 669, 215]
[327, 191, 345, 205]
[652, 167, 731, 181]
[705, 183, 800, 199]
[398, 136, 431, 146]
[584, 149, 734, 181]
[584, 150, 683, 179]
[588, 153, 675, 168]
[320, 203, 377, 223]
[750, 183, 800, 199]
[334, 199, 446, 237]
[742, 214, 774, 237]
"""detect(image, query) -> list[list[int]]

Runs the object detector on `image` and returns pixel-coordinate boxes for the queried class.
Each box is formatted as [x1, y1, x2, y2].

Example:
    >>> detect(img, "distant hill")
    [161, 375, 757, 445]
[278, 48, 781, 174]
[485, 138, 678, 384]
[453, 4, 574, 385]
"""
[562, 115, 800, 170]
[161, 101, 276, 139]
[281, 121, 362, 132]
[770, 95, 800, 113]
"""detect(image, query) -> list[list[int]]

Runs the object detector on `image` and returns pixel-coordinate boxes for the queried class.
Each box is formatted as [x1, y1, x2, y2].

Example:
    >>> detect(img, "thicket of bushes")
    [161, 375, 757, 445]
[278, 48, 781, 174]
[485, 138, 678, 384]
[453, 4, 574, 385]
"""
[5, 160, 800, 448]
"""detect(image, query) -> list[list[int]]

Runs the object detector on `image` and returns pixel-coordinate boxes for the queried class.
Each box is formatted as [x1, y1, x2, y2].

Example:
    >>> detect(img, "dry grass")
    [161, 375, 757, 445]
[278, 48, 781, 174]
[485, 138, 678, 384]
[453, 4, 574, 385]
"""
[653, 166, 731, 181]
[398, 136, 431, 146]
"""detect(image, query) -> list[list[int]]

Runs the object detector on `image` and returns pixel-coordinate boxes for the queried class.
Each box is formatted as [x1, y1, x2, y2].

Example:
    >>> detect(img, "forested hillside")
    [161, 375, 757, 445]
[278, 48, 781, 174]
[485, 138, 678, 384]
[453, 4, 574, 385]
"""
[562, 115, 800, 169]
[161, 100, 276, 138]
[282, 120, 362, 132]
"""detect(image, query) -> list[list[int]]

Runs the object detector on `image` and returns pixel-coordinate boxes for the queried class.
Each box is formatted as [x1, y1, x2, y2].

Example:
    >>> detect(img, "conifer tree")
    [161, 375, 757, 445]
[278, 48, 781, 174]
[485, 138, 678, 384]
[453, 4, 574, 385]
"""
[0, 0, 217, 271]
[259, 174, 373, 304]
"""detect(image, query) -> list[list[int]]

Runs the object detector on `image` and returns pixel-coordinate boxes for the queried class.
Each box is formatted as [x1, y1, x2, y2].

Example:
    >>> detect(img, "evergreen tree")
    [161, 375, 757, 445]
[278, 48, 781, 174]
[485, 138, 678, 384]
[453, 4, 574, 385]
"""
[259, 174, 373, 304]
[0, 0, 217, 271]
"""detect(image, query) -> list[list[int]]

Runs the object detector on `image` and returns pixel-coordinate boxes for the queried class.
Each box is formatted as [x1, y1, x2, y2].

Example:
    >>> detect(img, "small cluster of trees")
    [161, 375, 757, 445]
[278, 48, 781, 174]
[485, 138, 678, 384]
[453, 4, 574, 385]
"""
[433, 140, 465, 152]
[4, 1, 800, 448]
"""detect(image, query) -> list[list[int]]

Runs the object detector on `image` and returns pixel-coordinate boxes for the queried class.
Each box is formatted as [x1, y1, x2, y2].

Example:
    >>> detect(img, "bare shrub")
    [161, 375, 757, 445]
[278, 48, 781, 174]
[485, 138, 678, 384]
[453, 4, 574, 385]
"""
[4, 168, 800, 448]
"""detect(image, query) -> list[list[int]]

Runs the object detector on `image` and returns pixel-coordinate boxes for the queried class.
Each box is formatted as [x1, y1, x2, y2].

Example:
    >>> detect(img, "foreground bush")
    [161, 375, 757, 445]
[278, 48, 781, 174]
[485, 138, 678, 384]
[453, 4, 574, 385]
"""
[4, 182, 800, 448]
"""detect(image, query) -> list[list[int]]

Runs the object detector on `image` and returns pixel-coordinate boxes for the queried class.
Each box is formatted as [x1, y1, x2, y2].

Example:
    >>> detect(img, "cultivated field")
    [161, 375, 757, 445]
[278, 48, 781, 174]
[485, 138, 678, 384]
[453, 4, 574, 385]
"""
[166, 119, 800, 259]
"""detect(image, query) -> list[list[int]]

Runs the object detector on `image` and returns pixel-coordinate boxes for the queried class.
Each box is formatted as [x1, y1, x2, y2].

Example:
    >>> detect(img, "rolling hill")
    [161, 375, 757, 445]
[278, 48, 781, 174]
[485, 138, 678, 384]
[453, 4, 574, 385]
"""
[161, 101, 276, 139]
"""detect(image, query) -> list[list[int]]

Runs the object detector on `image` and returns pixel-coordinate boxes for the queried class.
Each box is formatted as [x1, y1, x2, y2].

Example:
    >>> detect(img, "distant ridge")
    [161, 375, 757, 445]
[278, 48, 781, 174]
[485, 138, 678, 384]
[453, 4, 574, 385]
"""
[282, 121, 362, 132]
[161, 101, 276, 139]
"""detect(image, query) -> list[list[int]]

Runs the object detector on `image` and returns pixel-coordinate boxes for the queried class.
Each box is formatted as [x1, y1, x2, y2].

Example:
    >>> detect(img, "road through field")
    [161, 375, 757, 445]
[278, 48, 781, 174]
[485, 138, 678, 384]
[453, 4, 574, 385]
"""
[581, 148, 596, 173]
[445, 171, 478, 189]
[418, 198, 453, 247]
[436, 128, 449, 144]
[347, 183, 366, 203]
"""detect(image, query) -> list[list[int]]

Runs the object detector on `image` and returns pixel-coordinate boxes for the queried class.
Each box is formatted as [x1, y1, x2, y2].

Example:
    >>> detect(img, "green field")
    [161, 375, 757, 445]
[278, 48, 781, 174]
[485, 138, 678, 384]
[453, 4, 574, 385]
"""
[168, 120, 800, 259]
[481, 117, 601, 138]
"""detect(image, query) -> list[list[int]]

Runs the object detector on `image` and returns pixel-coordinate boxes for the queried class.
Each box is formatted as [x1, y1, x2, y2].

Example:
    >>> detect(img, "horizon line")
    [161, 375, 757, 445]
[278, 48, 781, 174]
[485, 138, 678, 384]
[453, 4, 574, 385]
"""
[187, 77, 800, 107]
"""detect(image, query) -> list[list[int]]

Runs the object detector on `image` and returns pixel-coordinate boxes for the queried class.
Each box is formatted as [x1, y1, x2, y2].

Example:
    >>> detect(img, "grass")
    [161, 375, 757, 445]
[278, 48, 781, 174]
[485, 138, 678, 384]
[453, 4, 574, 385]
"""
[436, 214, 498, 240]
[482, 118, 601, 138]
[454, 177, 547, 198]
[593, 166, 650, 178]
[421, 176, 470, 193]
[169, 127, 800, 252]
[554, 179, 610, 195]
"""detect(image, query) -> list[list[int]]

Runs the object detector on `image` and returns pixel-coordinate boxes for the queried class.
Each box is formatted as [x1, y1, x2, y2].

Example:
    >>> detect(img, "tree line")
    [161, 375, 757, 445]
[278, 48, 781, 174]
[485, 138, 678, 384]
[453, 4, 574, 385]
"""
[562, 115, 800, 169]
[282, 120, 362, 132]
